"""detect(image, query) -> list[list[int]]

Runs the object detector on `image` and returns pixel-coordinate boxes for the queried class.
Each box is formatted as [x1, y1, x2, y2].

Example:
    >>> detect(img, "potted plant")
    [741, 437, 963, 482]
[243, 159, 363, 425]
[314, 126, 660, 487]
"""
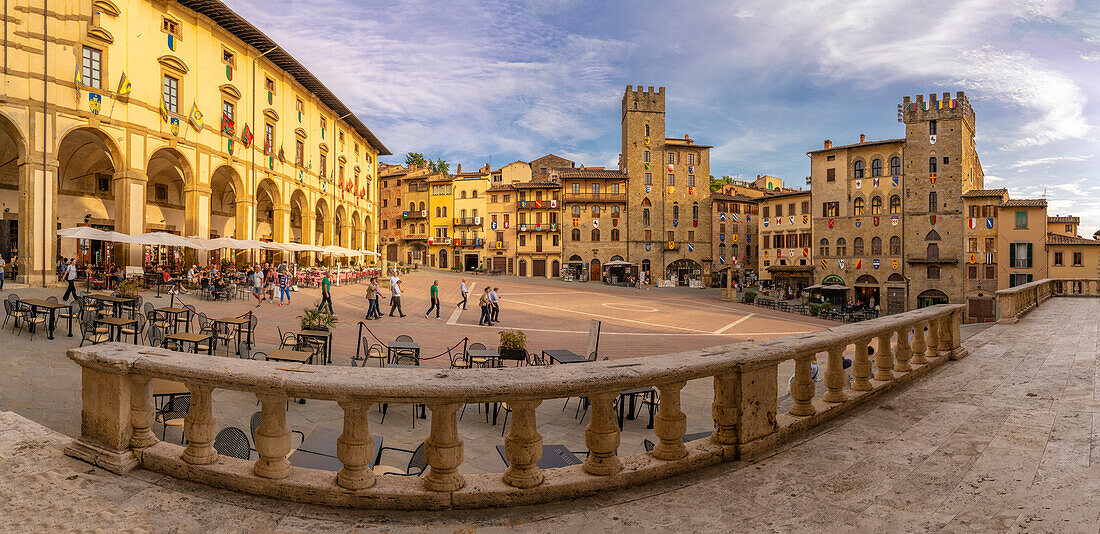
[299, 303, 339, 331]
[116, 278, 141, 298]
[498, 329, 528, 363]
[743, 290, 757, 304]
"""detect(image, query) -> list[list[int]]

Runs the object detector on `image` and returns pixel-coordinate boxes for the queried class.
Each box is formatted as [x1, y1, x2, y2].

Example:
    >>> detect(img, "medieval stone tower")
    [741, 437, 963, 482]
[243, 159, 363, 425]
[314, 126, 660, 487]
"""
[901, 91, 982, 308]
[621, 86, 712, 283]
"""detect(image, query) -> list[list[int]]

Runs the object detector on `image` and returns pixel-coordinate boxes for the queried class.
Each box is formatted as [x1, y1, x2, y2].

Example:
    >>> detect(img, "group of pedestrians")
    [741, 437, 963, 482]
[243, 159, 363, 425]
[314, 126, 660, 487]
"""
[478, 286, 500, 326]
[249, 262, 301, 309]
[359, 274, 501, 325]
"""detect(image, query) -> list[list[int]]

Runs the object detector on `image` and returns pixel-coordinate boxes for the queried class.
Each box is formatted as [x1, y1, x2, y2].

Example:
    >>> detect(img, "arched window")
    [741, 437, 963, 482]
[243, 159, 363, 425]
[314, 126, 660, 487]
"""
[819, 238, 830, 257]
[610, 228, 620, 241]
[871, 236, 882, 255]
[927, 265, 940, 279]
[672, 203, 680, 220]
[854, 197, 865, 216]
[460, 190, 467, 199]
[644, 124, 650, 137]
[718, 243, 726, 256]
[889, 236, 901, 255]
[926, 229, 941, 241]
[641, 197, 651, 206]
[928, 191, 938, 212]
[408, 202, 415, 212]
[870, 196, 883, 215]
[592, 205, 601, 217]
[731, 244, 739, 257]
[853, 237, 865, 256]
[610, 205, 620, 218]
[889, 195, 901, 214]
[642, 208, 650, 226]
[571, 228, 581, 241]
[927, 243, 939, 260]
[472, 190, 478, 198]
[591, 228, 600, 241]
[836, 237, 847, 256]
[441, 206, 447, 217]
[692, 202, 699, 220]
[419, 223, 426, 233]
[928, 157, 937, 174]
[419, 201, 425, 211]
[890, 156, 901, 175]
[853, 160, 864, 179]
[871, 159, 882, 177]
[571, 205, 581, 216]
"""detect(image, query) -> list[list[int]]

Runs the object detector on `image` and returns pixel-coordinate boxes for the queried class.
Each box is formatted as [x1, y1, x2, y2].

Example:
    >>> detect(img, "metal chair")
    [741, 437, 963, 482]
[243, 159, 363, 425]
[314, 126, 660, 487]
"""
[277, 326, 297, 349]
[121, 314, 146, 344]
[213, 427, 252, 460]
[237, 341, 266, 360]
[373, 442, 427, 476]
[78, 312, 110, 346]
[466, 342, 492, 367]
[156, 395, 190, 442]
[390, 335, 417, 364]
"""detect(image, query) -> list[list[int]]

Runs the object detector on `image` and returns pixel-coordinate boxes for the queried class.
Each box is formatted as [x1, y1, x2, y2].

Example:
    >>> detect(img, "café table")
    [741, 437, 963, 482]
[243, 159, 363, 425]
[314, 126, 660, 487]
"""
[387, 340, 420, 364]
[21, 299, 72, 339]
[266, 349, 315, 365]
[164, 332, 213, 354]
[617, 387, 657, 430]
[467, 348, 500, 368]
[212, 316, 251, 350]
[95, 316, 138, 343]
[297, 329, 333, 365]
[543, 349, 587, 364]
[495, 444, 582, 470]
[85, 293, 137, 318]
[151, 378, 188, 410]
[154, 307, 190, 333]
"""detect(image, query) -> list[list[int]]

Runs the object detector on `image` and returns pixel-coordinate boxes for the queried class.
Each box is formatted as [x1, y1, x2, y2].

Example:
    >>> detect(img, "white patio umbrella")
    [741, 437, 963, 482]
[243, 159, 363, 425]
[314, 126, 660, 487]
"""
[131, 232, 197, 248]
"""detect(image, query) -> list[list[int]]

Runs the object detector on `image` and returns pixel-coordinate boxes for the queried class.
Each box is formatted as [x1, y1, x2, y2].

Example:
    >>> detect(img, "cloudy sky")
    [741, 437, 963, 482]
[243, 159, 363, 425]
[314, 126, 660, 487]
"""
[223, 0, 1100, 234]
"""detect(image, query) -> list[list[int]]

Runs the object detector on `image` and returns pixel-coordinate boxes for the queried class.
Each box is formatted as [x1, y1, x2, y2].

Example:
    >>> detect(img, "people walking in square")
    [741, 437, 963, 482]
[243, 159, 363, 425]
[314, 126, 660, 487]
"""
[489, 287, 500, 322]
[425, 280, 440, 319]
[478, 287, 493, 326]
[265, 265, 278, 303]
[388, 273, 405, 317]
[365, 277, 380, 320]
[457, 278, 468, 310]
[319, 271, 334, 314]
[61, 258, 78, 301]
[278, 269, 292, 306]
[252, 266, 264, 307]
[0, 254, 7, 291]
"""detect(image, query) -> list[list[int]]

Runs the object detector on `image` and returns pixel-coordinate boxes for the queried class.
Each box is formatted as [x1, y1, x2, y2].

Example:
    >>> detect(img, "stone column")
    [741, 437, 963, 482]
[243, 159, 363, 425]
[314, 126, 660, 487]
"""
[925, 319, 940, 360]
[183, 184, 212, 266]
[652, 382, 687, 460]
[502, 400, 544, 488]
[424, 402, 465, 492]
[583, 391, 622, 476]
[128, 375, 157, 448]
[235, 197, 254, 265]
[874, 333, 894, 382]
[937, 315, 952, 359]
[710, 365, 779, 456]
[273, 205, 291, 263]
[112, 170, 148, 268]
[851, 339, 872, 391]
[18, 156, 59, 285]
[911, 322, 928, 365]
[253, 394, 291, 479]
[64, 366, 139, 475]
[949, 309, 967, 360]
[302, 213, 316, 266]
[894, 326, 912, 372]
[789, 356, 816, 416]
[712, 372, 738, 445]
[336, 400, 376, 490]
[181, 384, 217, 465]
[823, 345, 847, 403]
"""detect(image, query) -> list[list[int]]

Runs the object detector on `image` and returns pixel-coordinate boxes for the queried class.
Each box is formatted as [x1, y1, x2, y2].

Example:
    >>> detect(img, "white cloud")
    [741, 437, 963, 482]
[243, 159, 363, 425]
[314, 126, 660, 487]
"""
[1006, 154, 1094, 169]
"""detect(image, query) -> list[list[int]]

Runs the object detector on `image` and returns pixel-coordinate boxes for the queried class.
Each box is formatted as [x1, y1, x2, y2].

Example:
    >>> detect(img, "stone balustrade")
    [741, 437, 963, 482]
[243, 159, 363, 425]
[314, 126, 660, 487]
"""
[996, 278, 1100, 324]
[65, 303, 970, 510]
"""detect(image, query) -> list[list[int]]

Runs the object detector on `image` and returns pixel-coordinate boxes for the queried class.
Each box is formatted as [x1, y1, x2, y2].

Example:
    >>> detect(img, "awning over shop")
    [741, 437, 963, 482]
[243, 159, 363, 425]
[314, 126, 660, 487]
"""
[57, 229, 377, 257]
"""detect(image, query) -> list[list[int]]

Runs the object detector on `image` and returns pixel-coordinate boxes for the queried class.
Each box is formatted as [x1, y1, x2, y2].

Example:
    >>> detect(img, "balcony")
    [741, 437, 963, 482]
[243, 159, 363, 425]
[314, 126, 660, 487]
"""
[452, 217, 483, 227]
[488, 240, 508, 251]
[906, 254, 959, 265]
[516, 222, 559, 232]
[448, 238, 483, 248]
[517, 200, 559, 210]
[403, 210, 428, 220]
[562, 192, 627, 203]
[403, 233, 427, 241]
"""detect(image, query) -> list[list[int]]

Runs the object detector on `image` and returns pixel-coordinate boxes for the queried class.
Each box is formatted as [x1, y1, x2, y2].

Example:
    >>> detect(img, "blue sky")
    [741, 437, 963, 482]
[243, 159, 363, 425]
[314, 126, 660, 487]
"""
[223, 0, 1100, 234]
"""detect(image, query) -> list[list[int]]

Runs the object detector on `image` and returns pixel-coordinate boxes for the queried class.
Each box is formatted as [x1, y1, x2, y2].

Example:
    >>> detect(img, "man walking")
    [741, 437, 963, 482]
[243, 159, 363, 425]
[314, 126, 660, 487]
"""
[365, 277, 380, 320]
[489, 287, 500, 322]
[62, 259, 78, 301]
[457, 278, 468, 310]
[319, 270, 334, 314]
[388, 273, 405, 317]
[252, 266, 264, 307]
[278, 268, 292, 306]
[425, 280, 440, 319]
[478, 287, 493, 326]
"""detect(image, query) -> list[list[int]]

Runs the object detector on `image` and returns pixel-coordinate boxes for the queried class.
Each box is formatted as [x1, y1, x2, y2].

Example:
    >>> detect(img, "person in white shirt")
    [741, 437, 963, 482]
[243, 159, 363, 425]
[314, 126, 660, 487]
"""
[457, 278, 468, 310]
[62, 259, 78, 301]
[488, 287, 500, 322]
[388, 275, 405, 317]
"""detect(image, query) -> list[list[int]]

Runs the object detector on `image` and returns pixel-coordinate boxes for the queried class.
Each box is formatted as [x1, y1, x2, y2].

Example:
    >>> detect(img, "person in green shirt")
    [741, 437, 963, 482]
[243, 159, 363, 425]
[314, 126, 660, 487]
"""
[424, 280, 440, 319]
[318, 271, 335, 315]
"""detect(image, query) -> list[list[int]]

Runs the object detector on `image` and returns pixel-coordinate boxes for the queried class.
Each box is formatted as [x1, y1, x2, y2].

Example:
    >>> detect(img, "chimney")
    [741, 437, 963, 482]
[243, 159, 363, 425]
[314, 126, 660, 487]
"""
[859, 133, 866, 143]
[824, 139, 832, 149]
[456, 164, 462, 174]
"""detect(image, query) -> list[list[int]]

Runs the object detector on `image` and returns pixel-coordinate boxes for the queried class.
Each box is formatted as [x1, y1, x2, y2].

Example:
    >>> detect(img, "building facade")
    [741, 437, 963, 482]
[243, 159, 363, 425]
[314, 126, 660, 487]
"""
[560, 168, 629, 282]
[758, 190, 813, 292]
[961, 189, 1007, 322]
[1, 0, 387, 282]
[710, 193, 759, 288]
[451, 167, 489, 272]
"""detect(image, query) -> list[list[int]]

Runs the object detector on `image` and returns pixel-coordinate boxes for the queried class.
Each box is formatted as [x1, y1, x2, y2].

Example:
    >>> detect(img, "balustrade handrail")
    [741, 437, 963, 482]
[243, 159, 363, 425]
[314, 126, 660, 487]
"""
[994, 277, 1099, 324]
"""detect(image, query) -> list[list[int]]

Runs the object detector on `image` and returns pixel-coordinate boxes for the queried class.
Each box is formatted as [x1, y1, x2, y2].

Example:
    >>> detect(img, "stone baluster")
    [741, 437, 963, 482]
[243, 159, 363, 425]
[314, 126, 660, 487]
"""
[583, 391, 622, 476]
[336, 400, 375, 490]
[910, 322, 928, 365]
[874, 333, 894, 382]
[925, 318, 940, 360]
[424, 402, 465, 492]
[789, 356, 816, 416]
[893, 325, 912, 372]
[937, 315, 952, 358]
[129, 375, 157, 449]
[822, 345, 847, 403]
[652, 382, 688, 460]
[502, 400, 544, 488]
[253, 394, 292, 479]
[712, 373, 737, 445]
[181, 384, 217, 465]
[851, 339, 872, 391]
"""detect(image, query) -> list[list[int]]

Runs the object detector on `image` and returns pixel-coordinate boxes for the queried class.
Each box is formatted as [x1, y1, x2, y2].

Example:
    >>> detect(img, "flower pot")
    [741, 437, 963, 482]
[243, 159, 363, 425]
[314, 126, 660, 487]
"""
[498, 347, 526, 363]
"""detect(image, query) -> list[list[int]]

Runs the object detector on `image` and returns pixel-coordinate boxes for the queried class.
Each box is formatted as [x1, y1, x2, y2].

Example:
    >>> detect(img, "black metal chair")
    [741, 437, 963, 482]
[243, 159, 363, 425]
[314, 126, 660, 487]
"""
[238, 341, 266, 360]
[78, 312, 110, 346]
[121, 314, 146, 344]
[213, 427, 252, 460]
[466, 342, 492, 368]
[156, 395, 190, 442]
[277, 326, 298, 350]
[390, 334, 417, 364]
[373, 442, 427, 476]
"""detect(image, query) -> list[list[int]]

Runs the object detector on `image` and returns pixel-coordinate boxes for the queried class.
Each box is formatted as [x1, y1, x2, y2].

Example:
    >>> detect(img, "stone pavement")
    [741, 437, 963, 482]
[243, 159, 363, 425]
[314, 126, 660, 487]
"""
[0, 297, 1095, 532]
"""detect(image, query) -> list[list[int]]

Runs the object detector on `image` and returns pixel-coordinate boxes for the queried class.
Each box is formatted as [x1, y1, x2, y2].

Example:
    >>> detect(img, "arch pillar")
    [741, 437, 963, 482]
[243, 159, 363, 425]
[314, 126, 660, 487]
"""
[183, 184, 212, 266]
[235, 197, 254, 265]
[273, 205, 291, 263]
[112, 170, 148, 268]
[302, 213, 316, 266]
[19, 155, 59, 285]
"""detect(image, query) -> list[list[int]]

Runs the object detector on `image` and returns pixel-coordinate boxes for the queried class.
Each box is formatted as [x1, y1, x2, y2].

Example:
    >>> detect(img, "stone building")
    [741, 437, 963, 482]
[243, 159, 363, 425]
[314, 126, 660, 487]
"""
[0, 0, 387, 282]
[758, 190, 813, 292]
[559, 167, 629, 282]
[451, 166, 489, 272]
[996, 198, 1049, 288]
[961, 188, 1007, 322]
[400, 171, 431, 265]
[710, 192, 760, 288]
[620, 86, 712, 286]
[1048, 215, 1080, 237]
[486, 182, 516, 274]
[514, 180, 562, 278]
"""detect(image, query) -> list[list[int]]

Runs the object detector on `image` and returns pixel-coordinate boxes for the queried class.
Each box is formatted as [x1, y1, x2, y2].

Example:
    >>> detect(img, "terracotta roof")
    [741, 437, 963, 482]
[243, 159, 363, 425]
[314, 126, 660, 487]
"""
[759, 189, 811, 200]
[487, 184, 515, 192]
[806, 138, 905, 155]
[1048, 216, 1080, 224]
[962, 188, 1008, 198]
[712, 193, 758, 203]
[177, 0, 389, 155]
[1047, 232, 1100, 246]
[513, 181, 561, 189]
[555, 168, 629, 180]
[1000, 199, 1047, 208]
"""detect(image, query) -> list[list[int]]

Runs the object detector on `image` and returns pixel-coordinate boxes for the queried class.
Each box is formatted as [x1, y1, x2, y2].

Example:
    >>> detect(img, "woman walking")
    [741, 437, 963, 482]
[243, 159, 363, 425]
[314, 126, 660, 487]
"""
[278, 269, 292, 306]
[365, 277, 381, 320]
[478, 287, 493, 326]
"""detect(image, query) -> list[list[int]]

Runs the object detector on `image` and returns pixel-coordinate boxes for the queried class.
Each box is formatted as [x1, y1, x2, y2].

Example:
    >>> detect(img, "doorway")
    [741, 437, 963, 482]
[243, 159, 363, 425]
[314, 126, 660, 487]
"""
[589, 258, 601, 281]
[464, 254, 479, 271]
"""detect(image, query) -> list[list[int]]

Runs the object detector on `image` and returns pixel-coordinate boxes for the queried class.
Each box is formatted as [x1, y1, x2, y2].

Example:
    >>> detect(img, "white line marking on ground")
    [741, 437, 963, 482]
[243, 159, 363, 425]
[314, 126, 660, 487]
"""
[601, 302, 659, 312]
[446, 282, 475, 325]
[713, 313, 755, 334]
[445, 323, 813, 336]
[498, 298, 715, 334]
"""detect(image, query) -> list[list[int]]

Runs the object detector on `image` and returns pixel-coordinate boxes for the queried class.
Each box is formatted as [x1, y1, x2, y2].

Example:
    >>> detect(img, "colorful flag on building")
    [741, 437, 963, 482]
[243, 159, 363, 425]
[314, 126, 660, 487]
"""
[241, 124, 253, 148]
[188, 102, 203, 131]
[88, 93, 102, 115]
[116, 73, 132, 96]
[221, 112, 234, 136]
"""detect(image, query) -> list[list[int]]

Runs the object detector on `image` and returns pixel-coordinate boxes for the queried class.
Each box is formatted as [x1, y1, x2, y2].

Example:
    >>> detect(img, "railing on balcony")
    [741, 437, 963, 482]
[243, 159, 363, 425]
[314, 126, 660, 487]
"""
[402, 233, 427, 241]
[403, 210, 428, 220]
[515, 223, 559, 232]
[516, 200, 558, 210]
[451, 238, 481, 248]
[996, 278, 1099, 324]
[65, 302, 983, 510]
[562, 192, 627, 203]
[452, 217, 483, 227]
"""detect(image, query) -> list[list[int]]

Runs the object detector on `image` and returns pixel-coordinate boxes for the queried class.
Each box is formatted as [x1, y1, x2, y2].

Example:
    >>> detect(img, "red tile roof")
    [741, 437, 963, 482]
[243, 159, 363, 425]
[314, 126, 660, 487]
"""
[1000, 199, 1047, 208]
[962, 188, 1008, 198]
[1047, 232, 1100, 246]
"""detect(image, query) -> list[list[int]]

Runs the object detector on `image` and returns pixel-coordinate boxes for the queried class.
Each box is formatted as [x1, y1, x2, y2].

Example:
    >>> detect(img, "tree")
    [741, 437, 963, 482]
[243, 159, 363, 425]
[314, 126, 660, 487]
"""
[710, 175, 732, 193]
[429, 158, 450, 175]
[405, 152, 426, 168]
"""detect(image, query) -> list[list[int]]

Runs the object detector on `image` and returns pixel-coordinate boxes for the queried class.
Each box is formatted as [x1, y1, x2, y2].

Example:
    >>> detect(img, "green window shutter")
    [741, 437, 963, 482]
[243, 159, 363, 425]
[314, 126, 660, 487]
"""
[1026, 243, 1033, 268]
[1027, 274, 1033, 283]
[1009, 243, 1017, 268]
